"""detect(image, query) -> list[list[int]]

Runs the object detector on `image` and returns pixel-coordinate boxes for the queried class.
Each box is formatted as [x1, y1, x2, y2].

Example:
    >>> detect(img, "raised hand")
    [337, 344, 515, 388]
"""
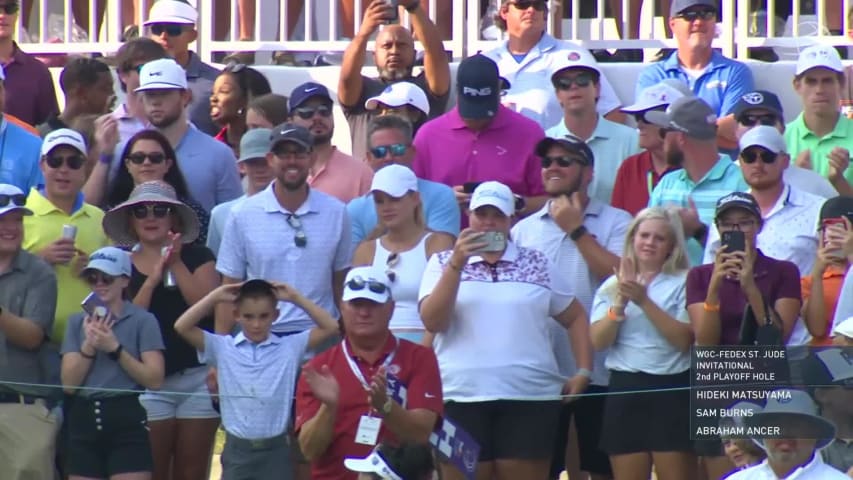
[303, 365, 340, 407]
[272, 282, 303, 303]
[367, 366, 389, 413]
[448, 228, 488, 268]
[549, 193, 585, 235]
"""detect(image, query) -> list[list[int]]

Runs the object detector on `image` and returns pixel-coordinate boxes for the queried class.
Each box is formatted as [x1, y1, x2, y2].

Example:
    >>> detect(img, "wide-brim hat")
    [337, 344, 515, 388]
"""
[102, 180, 200, 245]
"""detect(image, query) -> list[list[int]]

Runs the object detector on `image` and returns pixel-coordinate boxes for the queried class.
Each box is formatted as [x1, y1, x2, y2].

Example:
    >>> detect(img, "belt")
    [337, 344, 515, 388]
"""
[226, 432, 289, 450]
[0, 392, 40, 404]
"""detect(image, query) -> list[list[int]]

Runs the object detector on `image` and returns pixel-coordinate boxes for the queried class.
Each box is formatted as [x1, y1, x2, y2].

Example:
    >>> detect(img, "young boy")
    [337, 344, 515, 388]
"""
[174, 279, 339, 480]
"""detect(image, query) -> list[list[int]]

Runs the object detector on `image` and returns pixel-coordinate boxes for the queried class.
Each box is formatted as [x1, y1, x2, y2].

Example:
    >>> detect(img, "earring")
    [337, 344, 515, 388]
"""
[237, 108, 245, 115]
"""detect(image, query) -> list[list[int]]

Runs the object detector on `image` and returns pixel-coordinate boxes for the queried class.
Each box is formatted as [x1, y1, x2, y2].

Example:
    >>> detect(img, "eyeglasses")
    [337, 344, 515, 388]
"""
[509, 0, 547, 11]
[385, 253, 399, 283]
[541, 155, 586, 168]
[293, 105, 333, 120]
[676, 8, 716, 22]
[45, 154, 86, 170]
[287, 214, 307, 248]
[0, 193, 26, 208]
[0, 3, 20, 14]
[740, 149, 778, 164]
[84, 272, 116, 286]
[739, 114, 778, 127]
[149, 23, 185, 37]
[131, 204, 173, 219]
[553, 74, 594, 90]
[370, 143, 408, 159]
[126, 152, 167, 165]
[717, 219, 758, 231]
[346, 276, 390, 295]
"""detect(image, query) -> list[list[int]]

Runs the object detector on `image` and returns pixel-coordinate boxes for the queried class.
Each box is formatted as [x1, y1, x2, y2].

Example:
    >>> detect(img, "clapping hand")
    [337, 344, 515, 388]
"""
[83, 314, 119, 352]
[367, 366, 390, 414]
[303, 365, 340, 407]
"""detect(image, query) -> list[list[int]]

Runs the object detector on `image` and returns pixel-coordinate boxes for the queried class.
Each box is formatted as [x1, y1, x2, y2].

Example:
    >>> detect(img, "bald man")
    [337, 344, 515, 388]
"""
[338, 0, 450, 160]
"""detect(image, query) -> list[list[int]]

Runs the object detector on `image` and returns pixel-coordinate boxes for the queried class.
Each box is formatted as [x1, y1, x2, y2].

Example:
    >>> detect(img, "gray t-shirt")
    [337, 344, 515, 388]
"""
[61, 301, 164, 398]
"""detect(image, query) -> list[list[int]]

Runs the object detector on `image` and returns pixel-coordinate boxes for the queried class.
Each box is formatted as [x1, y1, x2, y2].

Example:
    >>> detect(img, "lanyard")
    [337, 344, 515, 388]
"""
[342, 337, 398, 389]
[646, 170, 655, 196]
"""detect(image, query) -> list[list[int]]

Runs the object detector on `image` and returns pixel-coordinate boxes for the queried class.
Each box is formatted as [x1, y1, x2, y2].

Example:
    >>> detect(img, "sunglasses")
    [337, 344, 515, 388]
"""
[131, 204, 173, 219]
[0, 193, 26, 208]
[346, 276, 390, 295]
[541, 155, 586, 169]
[509, 0, 546, 11]
[553, 74, 594, 90]
[224, 61, 247, 73]
[740, 149, 778, 164]
[126, 152, 167, 165]
[293, 105, 333, 120]
[84, 272, 116, 286]
[385, 252, 399, 283]
[45, 154, 86, 170]
[370, 143, 408, 159]
[149, 23, 185, 37]
[739, 114, 778, 128]
[0, 3, 19, 14]
[286, 214, 307, 248]
[676, 8, 716, 22]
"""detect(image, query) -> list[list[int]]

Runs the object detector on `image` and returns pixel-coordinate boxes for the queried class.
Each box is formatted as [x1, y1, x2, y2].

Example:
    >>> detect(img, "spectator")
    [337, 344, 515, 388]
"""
[38, 58, 114, 138]
[102, 180, 220, 480]
[211, 63, 272, 156]
[703, 126, 822, 276]
[483, 0, 624, 129]
[216, 123, 351, 336]
[247, 93, 290, 130]
[419, 181, 592, 480]
[811, 357, 853, 474]
[145, 0, 221, 136]
[289, 82, 373, 203]
[60, 246, 165, 480]
[0, 65, 44, 193]
[0, 183, 59, 480]
[338, 0, 450, 159]
[105, 129, 211, 246]
[0, 1, 58, 126]
[613, 80, 690, 215]
[208, 128, 275, 256]
[352, 164, 454, 344]
[732, 90, 838, 199]
[646, 95, 748, 266]
[687, 192, 802, 479]
[364, 82, 430, 134]
[109, 38, 168, 143]
[174, 279, 340, 480]
[636, 0, 753, 151]
[349, 115, 459, 245]
[545, 48, 639, 204]
[590, 207, 696, 479]
[345, 443, 436, 480]
[296, 265, 444, 480]
[785, 45, 853, 197]
[413, 54, 547, 224]
[720, 403, 766, 475]
[512, 136, 630, 480]
[833, 268, 853, 335]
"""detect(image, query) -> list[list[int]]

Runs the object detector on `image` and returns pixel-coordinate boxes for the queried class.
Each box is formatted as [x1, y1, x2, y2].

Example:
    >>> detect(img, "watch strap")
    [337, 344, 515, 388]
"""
[569, 225, 588, 241]
[108, 344, 123, 361]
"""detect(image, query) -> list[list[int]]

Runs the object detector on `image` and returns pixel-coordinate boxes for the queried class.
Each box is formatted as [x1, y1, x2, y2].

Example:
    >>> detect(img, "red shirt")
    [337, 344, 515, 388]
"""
[611, 150, 675, 216]
[295, 335, 444, 480]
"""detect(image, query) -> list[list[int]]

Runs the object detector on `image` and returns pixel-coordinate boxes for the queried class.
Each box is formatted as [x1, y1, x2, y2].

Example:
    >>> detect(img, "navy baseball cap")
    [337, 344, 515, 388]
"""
[714, 191, 761, 221]
[456, 54, 503, 120]
[732, 90, 784, 122]
[289, 82, 333, 111]
[535, 136, 595, 166]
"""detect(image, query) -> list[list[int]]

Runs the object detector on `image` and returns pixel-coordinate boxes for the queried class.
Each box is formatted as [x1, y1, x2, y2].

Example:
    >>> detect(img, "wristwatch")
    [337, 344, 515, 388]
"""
[569, 225, 588, 241]
[108, 344, 124, 361]
[693, 223, 708, 242]
[381, 397, 394, 416]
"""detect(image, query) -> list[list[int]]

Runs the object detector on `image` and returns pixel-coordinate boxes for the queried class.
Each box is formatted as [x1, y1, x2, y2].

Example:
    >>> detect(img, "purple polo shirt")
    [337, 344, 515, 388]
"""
[685, 251, 801, 345]
[413, 105, 546, 202]
[3, 44, 59, 126]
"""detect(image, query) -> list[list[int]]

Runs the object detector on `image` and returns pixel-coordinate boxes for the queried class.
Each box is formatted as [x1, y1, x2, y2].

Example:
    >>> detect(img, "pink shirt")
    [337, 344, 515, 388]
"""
[308, 148, 374, 203]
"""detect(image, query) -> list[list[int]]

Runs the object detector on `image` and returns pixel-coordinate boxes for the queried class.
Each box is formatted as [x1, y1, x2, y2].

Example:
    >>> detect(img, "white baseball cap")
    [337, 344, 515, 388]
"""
[82, 246, 132, 277]
[795, 45, 844, 76]
[365, 82, 430, 116]
[469, 181, 514, 216]
[0, 184, 33, 217]
[621, 79, 692, 113]
[342, 266, 392, 303]
[833, 316, 853, 339]
[550, 49, 602, 80]
[370, 164, 418, 198]
[738, 125, 787, 154]
[143, 0, 198, 26]
[344, 450, 403, 480]
[41, 128, 88, 157]
[135, 58, 188, 92]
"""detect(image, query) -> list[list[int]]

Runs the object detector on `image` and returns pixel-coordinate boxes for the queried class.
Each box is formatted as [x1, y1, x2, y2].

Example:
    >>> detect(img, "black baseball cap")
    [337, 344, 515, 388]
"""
[535, 136, 595, 166]
[269, 123, 313, 150]
[819, 196, 853, 223]
[714, 191, 761, 221]
[455, 54, 503, 120]
[733, 90, 784, 122]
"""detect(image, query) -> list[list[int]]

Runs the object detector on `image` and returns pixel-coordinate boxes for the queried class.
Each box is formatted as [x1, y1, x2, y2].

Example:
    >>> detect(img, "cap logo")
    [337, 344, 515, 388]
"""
[463, 86, 492, 97]
[149, 71, 163, 77]
[719, 193, 745, 204]
[280, 128, 298, 135]
[567, 51, 581, 61]
[706, 114, 718, 124]
[742, 92, 764, 105]
[91, 252, 118, 263]
[304, 87, 318, 92]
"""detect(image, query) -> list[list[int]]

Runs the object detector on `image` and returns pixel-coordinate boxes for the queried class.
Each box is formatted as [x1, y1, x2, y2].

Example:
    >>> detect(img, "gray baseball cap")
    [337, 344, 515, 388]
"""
[670, 0, 716, 16]
[239, 128, 272, 162]
[645, 96, 718, 140]
[269, 123, 313, 151]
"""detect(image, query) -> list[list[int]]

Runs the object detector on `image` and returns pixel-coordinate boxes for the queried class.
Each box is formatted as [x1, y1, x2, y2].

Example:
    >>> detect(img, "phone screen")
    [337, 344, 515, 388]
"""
[721, 230, 746, 253]
[463, 182, 482, 194]
[474, 232, 507, 253]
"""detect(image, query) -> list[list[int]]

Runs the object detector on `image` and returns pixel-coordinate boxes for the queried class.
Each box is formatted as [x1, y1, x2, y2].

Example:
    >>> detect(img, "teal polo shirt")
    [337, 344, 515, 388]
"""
[784, 112, 853, 185]
[648, 155, 747, 266]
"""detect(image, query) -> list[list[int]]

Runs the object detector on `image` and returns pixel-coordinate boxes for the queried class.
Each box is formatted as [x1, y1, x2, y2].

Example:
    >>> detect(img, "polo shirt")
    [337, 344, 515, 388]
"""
[217, 184, 352, 332]
[308, 148, 374, 203]
[0, 250, 57, 397]
[110, 102, 148, 143]
[418, 243, 574, 401]
[347, 177, 459, 246]
[685, 251, 801, 346]
[511, 199, 631, 386]
[831, 267, 853, 332]
[726, 454, 849, 479]
[5, 113, 39, 136]
[822, 438, 853, 474]
[612, 150, 677, 216]
[635, 50, 754, 117]
[203, 330, 309, 440]
[591, 272, 691, 375]
[185, 51, 221, 137]
[546, 115, 641, 204]
[649, 156, 748, 266]
[207, 194, 247, 257]
[703, 184, 822, 274]
[295, 335, 443, 480]
[483, 33, 621, 129]
[0, 117, 44, 193]
[784, 113, 853, 185]
[3, 42, 59, 125]
[23, 188, 109, 343]
[61, 302, 164, 398]
[801, 267, 847, 345]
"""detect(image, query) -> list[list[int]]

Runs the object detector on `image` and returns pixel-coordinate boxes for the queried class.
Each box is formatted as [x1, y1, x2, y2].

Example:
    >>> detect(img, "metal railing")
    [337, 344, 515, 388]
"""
[11, 0, 853, 62]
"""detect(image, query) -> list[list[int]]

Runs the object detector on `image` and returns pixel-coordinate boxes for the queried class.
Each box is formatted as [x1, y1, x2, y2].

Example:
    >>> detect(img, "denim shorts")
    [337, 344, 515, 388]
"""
[139, 366, 219, 421]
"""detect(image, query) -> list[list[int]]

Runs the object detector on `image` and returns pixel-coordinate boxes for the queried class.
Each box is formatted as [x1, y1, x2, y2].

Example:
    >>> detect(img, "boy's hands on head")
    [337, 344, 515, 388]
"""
[210, 283, 242, 304]
[272, 282, 303, 304]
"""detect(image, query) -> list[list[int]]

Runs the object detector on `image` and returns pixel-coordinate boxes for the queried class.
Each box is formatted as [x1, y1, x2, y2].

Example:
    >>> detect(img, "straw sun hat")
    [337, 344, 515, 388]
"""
[102, 180, 200, 245]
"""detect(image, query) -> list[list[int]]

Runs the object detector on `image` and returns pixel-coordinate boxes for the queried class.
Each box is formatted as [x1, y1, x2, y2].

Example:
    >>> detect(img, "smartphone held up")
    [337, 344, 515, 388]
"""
[81, 292, 110, 319]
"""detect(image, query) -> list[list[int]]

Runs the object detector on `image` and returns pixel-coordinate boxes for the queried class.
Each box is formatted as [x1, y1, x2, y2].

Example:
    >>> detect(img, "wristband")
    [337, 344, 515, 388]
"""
[569, 225, 588, 242]
[405, 0, 420, 12]
[98, 153, 113, 165]
[576, 368, 592, 378]
[80, 349, 96, 360]
[607, 307, 625, 321]
[108, 344, 123, 361]
[693, 223, 708, 242]
[703, 302, 720, 312]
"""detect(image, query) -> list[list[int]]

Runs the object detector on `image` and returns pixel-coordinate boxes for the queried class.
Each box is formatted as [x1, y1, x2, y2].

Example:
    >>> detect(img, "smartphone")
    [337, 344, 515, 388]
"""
[462, 181, 482, 194]
[81, 292, 109, 319]
[721, 230, 746, 253]
[822, 218, 848, 258]
[384, 0, 398, 23]
[473, 231, 507, 253]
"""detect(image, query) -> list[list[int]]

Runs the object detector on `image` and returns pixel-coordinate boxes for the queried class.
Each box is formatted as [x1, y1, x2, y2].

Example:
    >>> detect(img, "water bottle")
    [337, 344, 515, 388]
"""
[161, 246, 177, 288]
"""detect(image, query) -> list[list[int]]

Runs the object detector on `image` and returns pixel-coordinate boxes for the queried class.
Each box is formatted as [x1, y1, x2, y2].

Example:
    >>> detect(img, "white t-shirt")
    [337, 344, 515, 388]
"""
[725, 454, 849, 479]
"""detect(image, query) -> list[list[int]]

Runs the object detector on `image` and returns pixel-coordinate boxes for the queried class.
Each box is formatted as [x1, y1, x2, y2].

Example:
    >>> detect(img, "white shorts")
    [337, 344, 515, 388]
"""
[140, 366, 219, 421]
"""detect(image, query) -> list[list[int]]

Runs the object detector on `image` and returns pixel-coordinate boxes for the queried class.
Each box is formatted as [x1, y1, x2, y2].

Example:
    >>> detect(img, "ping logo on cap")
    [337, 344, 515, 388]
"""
[742, 92, 764, 105]
[463, 86, 492, 97]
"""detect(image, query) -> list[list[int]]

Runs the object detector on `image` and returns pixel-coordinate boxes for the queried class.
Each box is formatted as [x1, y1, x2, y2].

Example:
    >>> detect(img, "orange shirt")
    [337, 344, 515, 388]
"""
[308, 147, 373, 203]
[5, 113, 40, 136]
[802, 266, 847, 345]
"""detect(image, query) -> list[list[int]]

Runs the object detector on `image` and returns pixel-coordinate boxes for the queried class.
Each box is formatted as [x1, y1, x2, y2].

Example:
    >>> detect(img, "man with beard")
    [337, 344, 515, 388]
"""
[289, 82, 374, 203]
[512, 136, 630, 480]
[646, 95, 747, 267]
[338, 0, 450, 160]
